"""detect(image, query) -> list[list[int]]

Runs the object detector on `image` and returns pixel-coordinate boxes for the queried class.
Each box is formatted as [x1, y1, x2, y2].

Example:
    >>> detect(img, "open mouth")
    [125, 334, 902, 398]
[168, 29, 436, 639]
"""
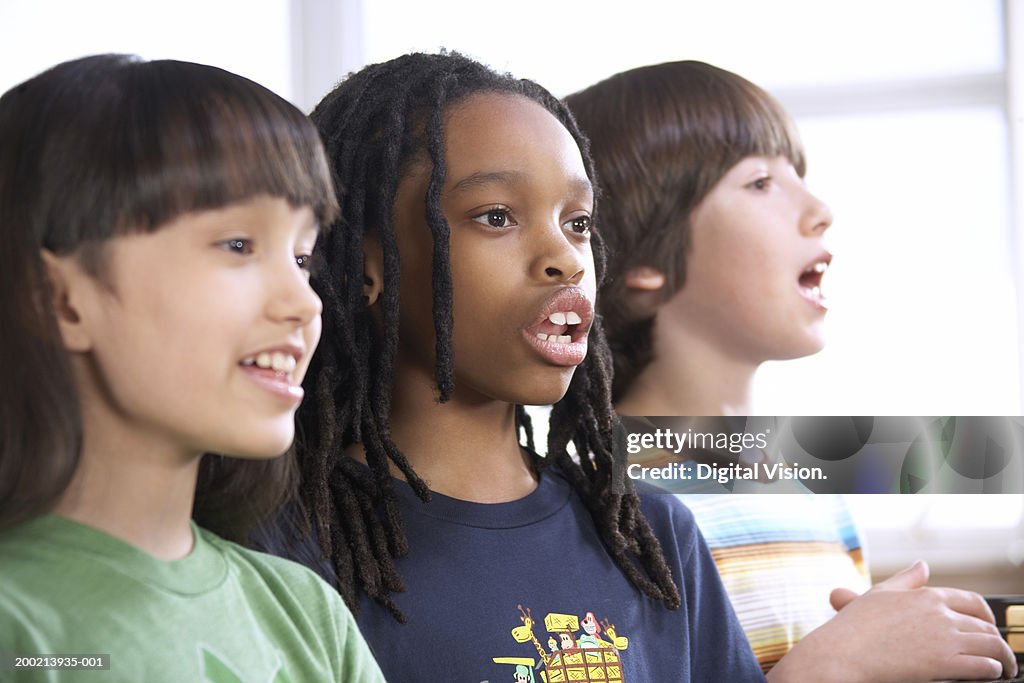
[798, 255, 831, 307]
[532, 310, 586, 344]
[524, 288, 594, 366]
[238, 347, 305, 403]
[240, 351, 298, 379]
[525, 288, 594, 344]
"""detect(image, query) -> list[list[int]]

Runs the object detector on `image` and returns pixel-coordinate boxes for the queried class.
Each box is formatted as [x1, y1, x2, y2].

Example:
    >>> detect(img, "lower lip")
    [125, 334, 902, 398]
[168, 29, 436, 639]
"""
[524, 332, 589, 366]
[240, 366, 304, 404]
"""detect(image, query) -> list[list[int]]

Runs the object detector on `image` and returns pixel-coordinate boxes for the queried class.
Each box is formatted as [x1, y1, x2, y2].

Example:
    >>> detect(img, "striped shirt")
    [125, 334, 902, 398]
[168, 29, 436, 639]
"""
[680, 494, 871, 672]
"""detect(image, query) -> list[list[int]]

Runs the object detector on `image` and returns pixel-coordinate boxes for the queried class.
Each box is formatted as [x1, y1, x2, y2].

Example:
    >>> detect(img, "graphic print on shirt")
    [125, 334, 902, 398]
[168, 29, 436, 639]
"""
[492, 605, 630, 682]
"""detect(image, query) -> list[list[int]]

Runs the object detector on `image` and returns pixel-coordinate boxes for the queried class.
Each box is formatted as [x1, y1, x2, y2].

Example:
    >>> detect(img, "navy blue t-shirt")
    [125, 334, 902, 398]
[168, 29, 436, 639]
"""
[271, 466, 764, 682]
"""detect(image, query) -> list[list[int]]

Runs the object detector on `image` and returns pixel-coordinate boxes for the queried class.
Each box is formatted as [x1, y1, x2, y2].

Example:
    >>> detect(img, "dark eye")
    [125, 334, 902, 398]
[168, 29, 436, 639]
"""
[220, 238, 253, 254]
[295, 254, 312, 271]
[564, 215, 592, 235]
[750, 176, 771, 191]
[471, 208, 517, 229]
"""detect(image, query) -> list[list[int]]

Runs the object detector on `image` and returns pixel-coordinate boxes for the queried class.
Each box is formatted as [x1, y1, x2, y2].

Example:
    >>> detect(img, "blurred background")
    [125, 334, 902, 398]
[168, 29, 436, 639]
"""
[2, 0, 1021, 591]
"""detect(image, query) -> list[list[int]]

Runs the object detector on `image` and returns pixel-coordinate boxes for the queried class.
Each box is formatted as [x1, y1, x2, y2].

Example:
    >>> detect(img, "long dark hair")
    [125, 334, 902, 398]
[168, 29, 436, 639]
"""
[296, 51, 681, 621]
[0, 54, 337, 539]
[565, 60, 806, 399]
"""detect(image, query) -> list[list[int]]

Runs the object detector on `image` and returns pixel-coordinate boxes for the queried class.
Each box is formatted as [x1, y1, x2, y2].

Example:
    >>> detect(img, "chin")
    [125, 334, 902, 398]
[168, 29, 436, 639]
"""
[506, 368, 577, 407]
[219, 427, 296, 460]
[800, 326, 828, 356]
[773, 331, 826, 361]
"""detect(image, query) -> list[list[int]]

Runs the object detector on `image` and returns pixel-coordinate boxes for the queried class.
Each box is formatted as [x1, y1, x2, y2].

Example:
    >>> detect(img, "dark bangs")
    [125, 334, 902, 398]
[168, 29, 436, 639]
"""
[623, 60, 806, 225]
[678, 62, 806, 192]
[36, 55, 337, 263]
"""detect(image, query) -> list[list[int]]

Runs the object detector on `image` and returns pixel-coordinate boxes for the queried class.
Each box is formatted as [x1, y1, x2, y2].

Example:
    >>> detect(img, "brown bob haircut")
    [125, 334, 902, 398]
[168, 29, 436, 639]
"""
[0, 54, 337, 538]
[565, 60, 805, 400]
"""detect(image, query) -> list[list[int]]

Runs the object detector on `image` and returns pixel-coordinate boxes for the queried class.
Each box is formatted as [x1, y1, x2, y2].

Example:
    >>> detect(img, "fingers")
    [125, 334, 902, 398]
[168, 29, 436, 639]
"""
[869, 562, 995, 625]
[829, 587, 859, 611]
[933, 587, 998, 625]
[943, 654, 1004, 682]
[968, 632, 1020, 679]
[948, 610, 1004, 639]
[944, 633, 1019, 680]
[875, 559, 929, 590]
[829, 560, 928, 612]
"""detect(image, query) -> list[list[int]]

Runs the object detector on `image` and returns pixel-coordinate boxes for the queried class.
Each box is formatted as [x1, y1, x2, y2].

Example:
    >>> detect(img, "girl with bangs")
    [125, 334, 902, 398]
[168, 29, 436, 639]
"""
[566, 60, 1017, 682]
[0, 54, 383, 682]
[267, 51, 765, 682]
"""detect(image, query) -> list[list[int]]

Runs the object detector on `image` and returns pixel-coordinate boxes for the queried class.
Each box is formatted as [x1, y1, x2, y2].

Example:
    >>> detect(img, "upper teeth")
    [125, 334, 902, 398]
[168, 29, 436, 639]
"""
[548, 311, 582, 325]
[244, 352, 296, 373]
[805, 261, 829, 274]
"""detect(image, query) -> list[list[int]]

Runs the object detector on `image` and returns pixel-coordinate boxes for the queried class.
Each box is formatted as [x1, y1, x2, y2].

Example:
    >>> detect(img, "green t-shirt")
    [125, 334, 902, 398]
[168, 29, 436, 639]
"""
[0, 515, 385, 682]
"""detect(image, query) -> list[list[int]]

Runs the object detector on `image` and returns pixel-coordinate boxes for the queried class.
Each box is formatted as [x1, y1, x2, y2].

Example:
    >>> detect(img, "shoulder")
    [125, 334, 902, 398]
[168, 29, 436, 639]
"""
[819, 494, 863, 544]
[0, 539, 53, 649]
[201, 533, 385, 680]
[200, 527, 339, 601]
[633, 479, 697, 527]
[199, 527, 357, 641]
[631, 481, 703, 564]
[199, 528, 378, 664]
[0, 516, 84, 612]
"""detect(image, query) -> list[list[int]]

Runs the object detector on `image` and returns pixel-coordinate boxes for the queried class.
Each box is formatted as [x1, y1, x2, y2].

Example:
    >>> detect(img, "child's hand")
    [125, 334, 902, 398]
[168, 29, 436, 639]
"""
[767, 560, 1018, 683]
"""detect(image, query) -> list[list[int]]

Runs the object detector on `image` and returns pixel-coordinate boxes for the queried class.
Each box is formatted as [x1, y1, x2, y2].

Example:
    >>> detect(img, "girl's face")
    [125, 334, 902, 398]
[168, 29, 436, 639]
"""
[390, 93, 597, 405]
[661, 155, 833, 363]
[64, 195, 321, 460]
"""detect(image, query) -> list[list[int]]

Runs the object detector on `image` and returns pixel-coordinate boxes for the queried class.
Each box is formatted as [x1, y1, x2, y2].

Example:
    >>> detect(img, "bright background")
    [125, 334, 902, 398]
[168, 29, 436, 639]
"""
[2, 0, 1021, 591]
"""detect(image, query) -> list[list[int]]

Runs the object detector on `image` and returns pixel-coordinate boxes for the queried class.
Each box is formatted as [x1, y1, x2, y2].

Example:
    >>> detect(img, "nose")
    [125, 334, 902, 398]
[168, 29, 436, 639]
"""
[530, 222, 588, 286]
[267, 258, 323, 326]
[800, 188, 833, 236]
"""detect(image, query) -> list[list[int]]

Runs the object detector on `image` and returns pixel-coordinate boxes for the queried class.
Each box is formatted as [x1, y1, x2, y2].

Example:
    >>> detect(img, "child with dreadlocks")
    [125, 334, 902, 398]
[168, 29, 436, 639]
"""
[269, 52, 765, 681]
[565, 60, 1018, 682]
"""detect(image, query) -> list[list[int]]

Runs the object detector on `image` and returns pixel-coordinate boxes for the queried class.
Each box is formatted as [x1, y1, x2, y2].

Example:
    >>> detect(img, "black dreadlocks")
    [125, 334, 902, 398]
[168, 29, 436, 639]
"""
[296, 51, 681, 621]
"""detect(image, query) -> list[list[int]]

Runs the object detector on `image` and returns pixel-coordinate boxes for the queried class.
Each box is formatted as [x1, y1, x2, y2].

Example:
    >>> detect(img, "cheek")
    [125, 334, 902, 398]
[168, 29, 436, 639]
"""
[449, 237, 514, 309]
[681, 247, 735, 302]
[396, 232, 441, 323]
[306, 313, 323, 350]
[93, 285, 171, 346]
[134, 274, 254, 358]
[581, 246, 598, 296]
[691, 227, 778, 298]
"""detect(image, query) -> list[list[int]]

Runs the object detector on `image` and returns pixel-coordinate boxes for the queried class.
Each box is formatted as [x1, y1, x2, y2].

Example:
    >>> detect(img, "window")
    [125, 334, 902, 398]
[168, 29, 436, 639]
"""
[0, 1, 292, 100]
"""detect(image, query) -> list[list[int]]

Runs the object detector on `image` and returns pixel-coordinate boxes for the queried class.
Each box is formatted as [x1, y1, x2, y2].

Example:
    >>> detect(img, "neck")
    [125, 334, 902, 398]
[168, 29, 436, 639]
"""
[616, 316, 759, 417]
[53, 384, 200, 561]
[365, 357, 537, 503]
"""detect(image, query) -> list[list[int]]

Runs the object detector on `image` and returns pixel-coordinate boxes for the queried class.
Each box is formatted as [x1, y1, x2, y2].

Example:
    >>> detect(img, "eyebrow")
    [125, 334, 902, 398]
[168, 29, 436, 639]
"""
[566, 176, 595, 200]
[447, 170, 594, 200]
[448, 170, 526, 195]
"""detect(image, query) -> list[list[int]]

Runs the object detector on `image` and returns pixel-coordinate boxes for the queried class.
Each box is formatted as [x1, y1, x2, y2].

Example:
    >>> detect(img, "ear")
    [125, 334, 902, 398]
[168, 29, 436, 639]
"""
[623, 265, 670, 317]
[361, 235, 384, 307]
[40, 249, 93, 352]
[624, 266, 667, 292]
